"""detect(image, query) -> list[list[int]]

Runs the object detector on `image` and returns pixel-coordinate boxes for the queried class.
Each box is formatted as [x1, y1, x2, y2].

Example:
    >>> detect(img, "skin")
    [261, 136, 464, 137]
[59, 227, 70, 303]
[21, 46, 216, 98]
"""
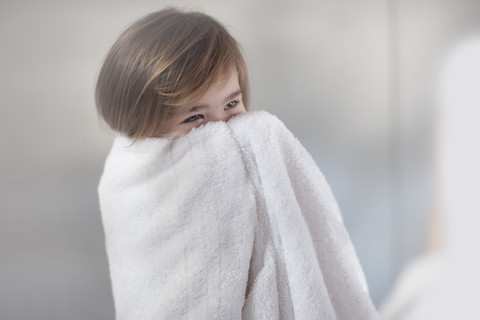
[161, 69, 246, 138]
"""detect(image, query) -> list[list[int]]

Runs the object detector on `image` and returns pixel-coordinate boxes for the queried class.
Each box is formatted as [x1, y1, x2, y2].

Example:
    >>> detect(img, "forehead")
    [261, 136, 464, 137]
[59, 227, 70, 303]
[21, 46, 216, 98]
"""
[194, 69, 240, 104]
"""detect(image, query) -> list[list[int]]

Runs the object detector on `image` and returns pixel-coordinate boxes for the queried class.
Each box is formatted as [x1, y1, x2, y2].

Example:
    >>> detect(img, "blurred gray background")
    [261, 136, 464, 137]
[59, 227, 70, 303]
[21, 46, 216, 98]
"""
[1, 0, 479, 319]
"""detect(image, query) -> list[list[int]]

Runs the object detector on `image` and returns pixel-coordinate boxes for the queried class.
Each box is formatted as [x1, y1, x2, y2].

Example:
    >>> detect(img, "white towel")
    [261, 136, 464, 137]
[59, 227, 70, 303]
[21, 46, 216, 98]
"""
[98, 111, 378, 320]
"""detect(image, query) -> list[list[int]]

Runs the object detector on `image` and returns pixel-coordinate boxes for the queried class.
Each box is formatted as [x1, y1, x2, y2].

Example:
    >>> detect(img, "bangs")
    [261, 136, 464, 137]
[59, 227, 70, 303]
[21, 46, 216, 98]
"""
[155, 21, 241, 107]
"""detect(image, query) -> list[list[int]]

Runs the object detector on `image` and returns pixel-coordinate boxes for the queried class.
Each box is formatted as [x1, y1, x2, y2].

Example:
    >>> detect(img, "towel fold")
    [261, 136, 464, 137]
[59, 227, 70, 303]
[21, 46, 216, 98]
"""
[99, 111, 378, 319]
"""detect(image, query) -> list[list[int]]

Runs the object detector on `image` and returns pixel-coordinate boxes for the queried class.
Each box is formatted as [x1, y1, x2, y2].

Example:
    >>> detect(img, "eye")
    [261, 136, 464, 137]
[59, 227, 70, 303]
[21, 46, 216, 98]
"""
[183, 114, 204, 123]
[225, 100, 239, 110]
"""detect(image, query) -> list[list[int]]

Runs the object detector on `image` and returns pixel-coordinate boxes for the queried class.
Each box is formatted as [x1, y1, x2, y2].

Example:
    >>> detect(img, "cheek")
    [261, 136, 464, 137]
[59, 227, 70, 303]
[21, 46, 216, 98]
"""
[161, 124, 196, 138]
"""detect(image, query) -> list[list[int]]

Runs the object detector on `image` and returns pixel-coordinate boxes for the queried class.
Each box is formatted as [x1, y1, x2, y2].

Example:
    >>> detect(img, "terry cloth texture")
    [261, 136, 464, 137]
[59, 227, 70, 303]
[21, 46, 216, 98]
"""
[98, 111, 378, 320]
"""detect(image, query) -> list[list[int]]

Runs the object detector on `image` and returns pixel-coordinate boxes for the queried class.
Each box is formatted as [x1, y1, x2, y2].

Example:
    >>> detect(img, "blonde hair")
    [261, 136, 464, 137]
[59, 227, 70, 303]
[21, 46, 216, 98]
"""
[95, 8, 249, 139]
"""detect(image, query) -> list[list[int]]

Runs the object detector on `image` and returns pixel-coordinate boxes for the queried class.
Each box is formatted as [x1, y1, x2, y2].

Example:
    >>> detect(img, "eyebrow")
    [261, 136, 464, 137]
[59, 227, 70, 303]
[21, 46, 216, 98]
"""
[188, 89, 242, 113]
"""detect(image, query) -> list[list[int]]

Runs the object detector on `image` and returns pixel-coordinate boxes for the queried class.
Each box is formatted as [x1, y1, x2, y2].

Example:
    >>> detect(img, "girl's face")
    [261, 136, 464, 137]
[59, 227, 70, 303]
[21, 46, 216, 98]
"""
[162, 69, 246, 138]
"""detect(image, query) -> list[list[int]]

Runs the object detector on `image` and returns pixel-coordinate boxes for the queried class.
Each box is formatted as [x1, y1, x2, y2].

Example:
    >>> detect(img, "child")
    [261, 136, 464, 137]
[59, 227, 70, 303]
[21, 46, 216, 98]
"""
[97, 8, 378, 320]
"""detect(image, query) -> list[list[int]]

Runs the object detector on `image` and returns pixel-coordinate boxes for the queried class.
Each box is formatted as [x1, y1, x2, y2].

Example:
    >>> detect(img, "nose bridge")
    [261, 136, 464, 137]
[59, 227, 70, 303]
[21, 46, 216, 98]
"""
[209, 107, 230, 122]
